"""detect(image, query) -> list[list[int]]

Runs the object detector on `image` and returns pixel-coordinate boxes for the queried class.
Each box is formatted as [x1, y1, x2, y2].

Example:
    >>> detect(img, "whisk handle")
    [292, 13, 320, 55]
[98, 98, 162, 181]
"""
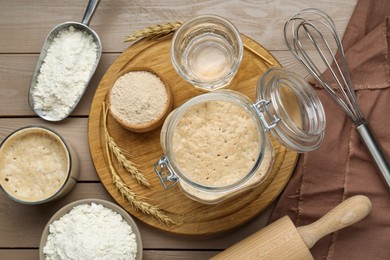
[357, 123, 390, 190]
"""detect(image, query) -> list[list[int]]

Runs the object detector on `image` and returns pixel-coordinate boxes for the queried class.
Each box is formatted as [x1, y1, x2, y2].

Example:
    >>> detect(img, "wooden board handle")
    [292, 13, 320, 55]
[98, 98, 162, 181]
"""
[297, 195, 372, 249]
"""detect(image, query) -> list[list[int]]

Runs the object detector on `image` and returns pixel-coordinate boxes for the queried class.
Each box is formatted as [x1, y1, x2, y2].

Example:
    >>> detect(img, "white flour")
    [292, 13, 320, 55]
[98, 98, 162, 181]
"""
[32, 26, 97, 119]
[43, 203, 138, 260]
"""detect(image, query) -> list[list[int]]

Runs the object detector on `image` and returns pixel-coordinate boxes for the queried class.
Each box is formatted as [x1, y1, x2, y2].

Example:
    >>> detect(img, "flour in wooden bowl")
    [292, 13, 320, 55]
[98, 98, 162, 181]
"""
[108, 70, 172, 133]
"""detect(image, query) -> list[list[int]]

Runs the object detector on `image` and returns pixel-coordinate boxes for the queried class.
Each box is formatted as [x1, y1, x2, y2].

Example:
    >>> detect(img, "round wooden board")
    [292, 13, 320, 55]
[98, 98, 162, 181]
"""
[88, 34, 299, 235]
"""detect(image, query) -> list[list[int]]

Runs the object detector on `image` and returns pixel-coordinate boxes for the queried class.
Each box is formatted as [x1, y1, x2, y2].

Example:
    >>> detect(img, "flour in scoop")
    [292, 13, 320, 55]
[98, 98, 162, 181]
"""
[43, 203, 137, 260]
[32, 26, 97, 119]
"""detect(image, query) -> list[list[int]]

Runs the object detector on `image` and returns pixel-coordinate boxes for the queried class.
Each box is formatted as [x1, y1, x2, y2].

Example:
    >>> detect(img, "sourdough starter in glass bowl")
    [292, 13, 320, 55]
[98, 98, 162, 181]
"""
[0, 126, 79, 204]
[155, 67, 326, 204]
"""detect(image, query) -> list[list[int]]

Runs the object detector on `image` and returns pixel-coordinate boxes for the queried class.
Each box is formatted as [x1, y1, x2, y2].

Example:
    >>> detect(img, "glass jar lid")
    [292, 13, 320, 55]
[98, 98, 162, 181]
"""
[255, 67, 326, 152]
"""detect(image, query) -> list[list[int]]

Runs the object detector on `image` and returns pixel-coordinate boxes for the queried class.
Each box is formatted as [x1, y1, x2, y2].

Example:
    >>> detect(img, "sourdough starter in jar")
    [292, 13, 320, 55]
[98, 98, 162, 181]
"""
[172, 100, 260, 186]
[0, 127, 70, 203]
[170, 100, 271, 202]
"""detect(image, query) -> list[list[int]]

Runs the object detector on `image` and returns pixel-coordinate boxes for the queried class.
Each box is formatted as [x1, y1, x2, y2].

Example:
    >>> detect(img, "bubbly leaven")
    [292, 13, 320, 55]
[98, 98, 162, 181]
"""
[0, 128, 69, 202]
[172, 100, 261, 187]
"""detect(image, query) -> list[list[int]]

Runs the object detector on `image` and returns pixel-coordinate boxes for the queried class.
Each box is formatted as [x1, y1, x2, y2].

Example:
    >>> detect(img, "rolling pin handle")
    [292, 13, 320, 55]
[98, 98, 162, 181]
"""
[297, 195, 372, 249]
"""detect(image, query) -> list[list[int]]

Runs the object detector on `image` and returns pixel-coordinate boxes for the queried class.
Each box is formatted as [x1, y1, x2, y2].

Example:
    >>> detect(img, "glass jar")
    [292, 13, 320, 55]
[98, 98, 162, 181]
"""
[154, 67, 325, 204]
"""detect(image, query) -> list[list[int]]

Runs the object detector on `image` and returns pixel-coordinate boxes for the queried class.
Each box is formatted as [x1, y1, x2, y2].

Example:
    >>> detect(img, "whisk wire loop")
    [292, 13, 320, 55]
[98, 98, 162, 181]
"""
[303, 20, 361, 123]
[284, 8, 365, 126]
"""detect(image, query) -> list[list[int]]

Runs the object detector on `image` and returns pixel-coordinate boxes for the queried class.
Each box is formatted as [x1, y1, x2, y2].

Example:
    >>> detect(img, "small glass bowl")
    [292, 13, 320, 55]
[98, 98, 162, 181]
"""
[0, 126, 79, 204]
[171, 14, 243, 91]
[155, 67, 325, 204]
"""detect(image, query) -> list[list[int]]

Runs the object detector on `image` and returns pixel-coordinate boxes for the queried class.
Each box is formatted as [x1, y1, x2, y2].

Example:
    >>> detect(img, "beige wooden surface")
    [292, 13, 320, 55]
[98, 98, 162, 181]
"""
[0, 0, 357, 259]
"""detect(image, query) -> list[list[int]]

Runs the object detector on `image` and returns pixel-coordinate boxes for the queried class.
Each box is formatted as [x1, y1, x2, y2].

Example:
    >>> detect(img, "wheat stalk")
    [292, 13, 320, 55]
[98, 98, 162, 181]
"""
[106, 130, 151, 187]
[102, 102, 176, 225]
[125, 22, 182, 42]
[103, 102, 150, 187]
[109, 163, 176, 225]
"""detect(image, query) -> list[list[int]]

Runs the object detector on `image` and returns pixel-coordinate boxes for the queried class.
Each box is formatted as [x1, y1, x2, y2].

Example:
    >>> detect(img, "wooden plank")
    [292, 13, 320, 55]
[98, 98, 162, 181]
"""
[0, 249, 218, 260]
[0, 50, 336, 117]
[0, 181, 274, 249]
[137, 203, 274, 249]
[0, 0, 359, 257]
[143, 250, 220, 259]
[0, 250, 38, 260]
[0, 53, 118, 117]
[0, 118, 98, 181]
[0, 0, 356, 53]
[0, 183, 112, 248]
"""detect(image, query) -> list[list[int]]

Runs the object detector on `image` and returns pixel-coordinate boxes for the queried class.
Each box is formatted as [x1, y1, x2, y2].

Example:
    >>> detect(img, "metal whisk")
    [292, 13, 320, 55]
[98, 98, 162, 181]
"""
[284, 8, 390, 190]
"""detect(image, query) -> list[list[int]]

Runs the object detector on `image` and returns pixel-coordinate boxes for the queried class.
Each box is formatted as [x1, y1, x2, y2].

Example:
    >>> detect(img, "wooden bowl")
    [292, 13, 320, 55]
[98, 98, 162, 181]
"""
[39, 199, 143, 260]
[107, 68, 173, 133]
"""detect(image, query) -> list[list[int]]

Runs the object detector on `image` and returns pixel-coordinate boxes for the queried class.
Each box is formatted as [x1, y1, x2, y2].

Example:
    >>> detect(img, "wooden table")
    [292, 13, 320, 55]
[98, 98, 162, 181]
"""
[0, 1, 357, 259]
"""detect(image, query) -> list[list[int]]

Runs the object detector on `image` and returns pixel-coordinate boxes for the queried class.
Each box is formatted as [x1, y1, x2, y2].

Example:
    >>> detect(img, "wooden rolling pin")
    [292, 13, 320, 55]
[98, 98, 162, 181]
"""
[211, 195, 372, 260]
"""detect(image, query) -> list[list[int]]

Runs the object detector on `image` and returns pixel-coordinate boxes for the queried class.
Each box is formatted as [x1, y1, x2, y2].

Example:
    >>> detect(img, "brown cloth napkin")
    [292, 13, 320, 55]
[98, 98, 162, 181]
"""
[271, 0, 390, 259]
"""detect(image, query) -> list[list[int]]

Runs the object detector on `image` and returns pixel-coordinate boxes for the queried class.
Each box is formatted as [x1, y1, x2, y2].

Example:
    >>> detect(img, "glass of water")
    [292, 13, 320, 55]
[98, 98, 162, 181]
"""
[171, 15, 243, 91]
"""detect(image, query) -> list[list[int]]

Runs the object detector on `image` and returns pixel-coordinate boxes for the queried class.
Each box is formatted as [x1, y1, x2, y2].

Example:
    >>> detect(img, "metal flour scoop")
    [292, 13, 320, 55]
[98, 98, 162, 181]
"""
[28, 0, 102, 121]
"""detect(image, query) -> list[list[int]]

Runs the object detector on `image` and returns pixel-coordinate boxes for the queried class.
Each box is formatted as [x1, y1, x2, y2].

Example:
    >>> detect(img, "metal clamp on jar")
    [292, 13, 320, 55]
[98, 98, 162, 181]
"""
[155, 67, 326, 204]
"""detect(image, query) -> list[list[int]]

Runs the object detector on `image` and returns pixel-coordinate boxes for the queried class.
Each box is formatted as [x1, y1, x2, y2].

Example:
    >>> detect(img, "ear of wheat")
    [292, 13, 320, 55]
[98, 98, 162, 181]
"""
[109, 161, 176, 225]
[106, 131, 151, 187]
[125, 22, 182, 42]
[102, 102, 176, 225]
[102, 102, 150, 187]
